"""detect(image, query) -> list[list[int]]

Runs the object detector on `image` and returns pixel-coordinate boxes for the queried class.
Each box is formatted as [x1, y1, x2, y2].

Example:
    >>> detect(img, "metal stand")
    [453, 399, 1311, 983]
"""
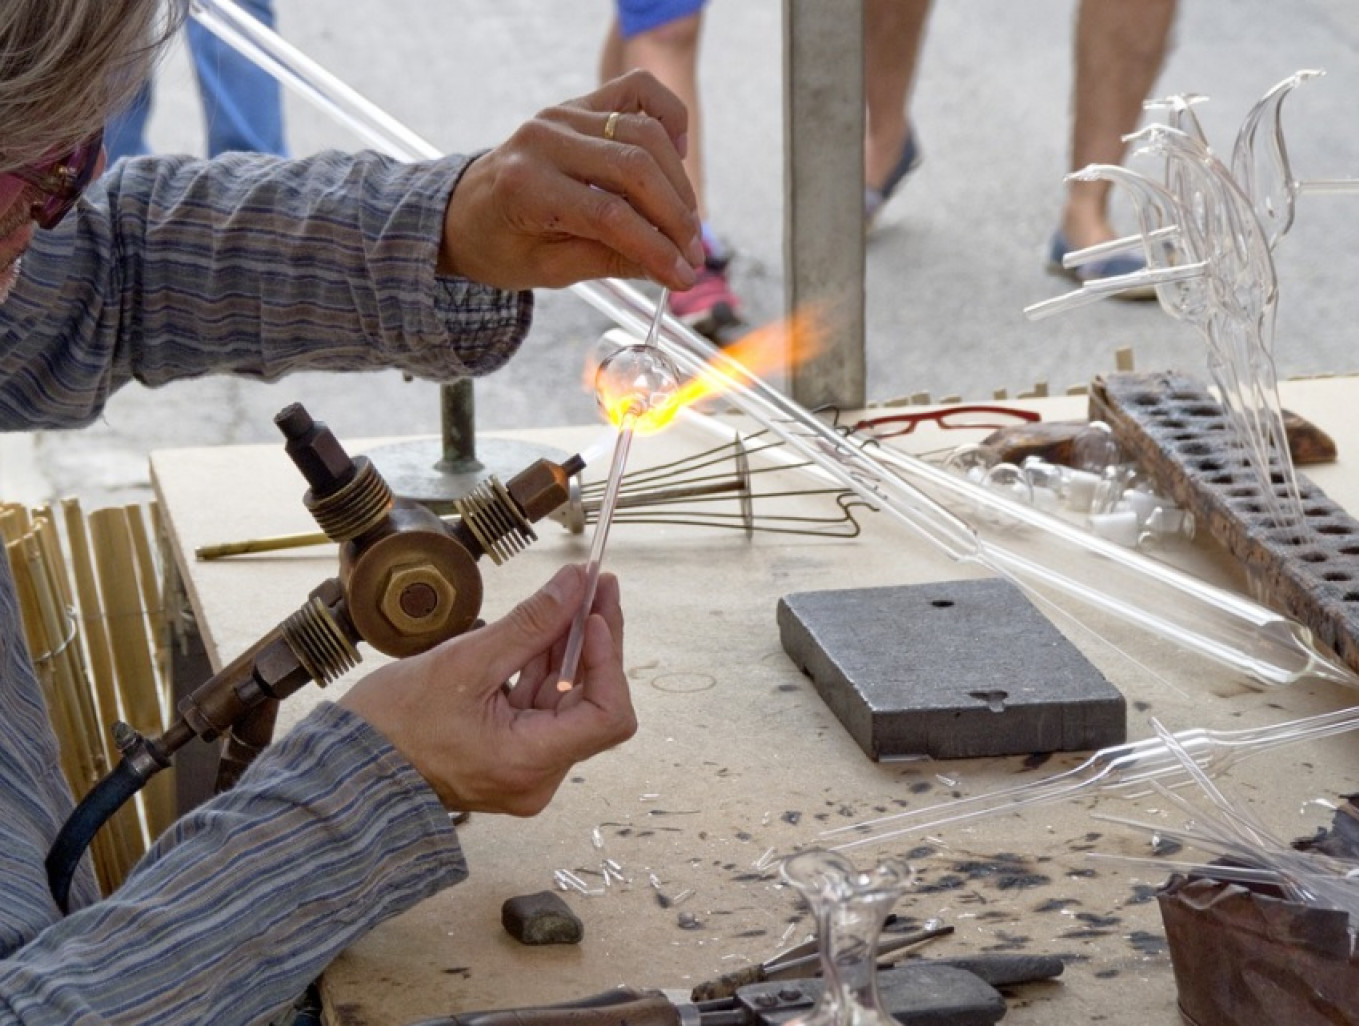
[365, 379, 566, 513]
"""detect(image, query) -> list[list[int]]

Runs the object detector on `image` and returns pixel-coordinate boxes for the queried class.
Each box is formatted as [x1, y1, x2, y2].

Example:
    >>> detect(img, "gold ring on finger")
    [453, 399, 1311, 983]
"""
[604, 111, 623, 141]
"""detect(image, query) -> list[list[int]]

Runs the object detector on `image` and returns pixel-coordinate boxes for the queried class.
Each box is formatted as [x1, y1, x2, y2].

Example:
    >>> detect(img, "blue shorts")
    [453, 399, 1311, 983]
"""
[617, 0, 708, 38]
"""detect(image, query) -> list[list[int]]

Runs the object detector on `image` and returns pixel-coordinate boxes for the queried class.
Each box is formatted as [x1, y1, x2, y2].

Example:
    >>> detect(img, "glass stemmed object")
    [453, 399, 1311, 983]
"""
[780, 850, 915, 1026]
[555, 291, 680, 691]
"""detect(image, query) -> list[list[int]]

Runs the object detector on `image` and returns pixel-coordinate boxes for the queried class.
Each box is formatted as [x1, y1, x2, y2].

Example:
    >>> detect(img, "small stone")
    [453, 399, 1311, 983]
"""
[501, 890, 584, 945]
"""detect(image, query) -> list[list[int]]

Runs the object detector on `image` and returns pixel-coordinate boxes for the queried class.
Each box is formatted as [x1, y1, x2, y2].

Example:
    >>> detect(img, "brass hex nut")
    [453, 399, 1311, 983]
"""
[380, 563, 457, 636]
[508, 460, 570, 521]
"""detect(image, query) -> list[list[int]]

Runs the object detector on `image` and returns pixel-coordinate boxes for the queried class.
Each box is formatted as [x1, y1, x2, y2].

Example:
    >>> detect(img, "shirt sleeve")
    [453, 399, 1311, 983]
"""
[0, 699, 467, 1026]
[0, 150, 534, 430]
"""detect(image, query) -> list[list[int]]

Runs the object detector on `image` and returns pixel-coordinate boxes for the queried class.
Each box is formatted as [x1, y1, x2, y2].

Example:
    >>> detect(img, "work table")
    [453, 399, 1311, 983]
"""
[150, 380, 1359, 1025]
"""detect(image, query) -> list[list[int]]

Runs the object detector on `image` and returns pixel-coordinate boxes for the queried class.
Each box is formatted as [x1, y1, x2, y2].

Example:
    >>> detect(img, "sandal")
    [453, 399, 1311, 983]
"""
[1046, 231, 1157, 301]
[865, 130, 921, 226]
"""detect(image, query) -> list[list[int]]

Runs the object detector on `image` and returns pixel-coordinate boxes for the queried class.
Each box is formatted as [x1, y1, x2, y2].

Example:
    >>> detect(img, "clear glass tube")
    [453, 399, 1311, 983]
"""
[577, 277, 1357, 692]
[1023, 260, 1208, 320]
[867, 444, 1355, 689]
[556, 412, 635, 691]
[820, 702, 1359, 850]
[1146, 717, 1359, 918]
[1059, 225, 1182, 268]
[560, 297, 680, 688]
[1084, 853, 1285, 887]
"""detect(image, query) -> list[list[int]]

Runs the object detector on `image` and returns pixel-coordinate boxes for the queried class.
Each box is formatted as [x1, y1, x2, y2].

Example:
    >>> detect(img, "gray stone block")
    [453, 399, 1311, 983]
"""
[778, 579, 1125, 760]
[500, 890, 584, 945]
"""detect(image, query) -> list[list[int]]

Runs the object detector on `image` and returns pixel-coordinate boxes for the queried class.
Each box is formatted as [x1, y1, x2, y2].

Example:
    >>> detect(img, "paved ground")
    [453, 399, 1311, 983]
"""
[5, 0, 1359, 509]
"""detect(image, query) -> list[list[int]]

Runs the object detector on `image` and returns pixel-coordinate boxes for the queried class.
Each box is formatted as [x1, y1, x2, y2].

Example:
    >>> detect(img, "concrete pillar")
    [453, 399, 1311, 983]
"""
[783, 0, 865, 409]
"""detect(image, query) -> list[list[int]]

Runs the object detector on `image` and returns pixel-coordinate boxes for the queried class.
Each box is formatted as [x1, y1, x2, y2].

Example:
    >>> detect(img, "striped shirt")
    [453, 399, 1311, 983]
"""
[0, 151, 534, 1023]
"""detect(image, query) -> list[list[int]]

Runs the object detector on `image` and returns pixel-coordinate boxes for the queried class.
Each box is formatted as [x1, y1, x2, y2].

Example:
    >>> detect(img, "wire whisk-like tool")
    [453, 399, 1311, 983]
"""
[552, 427, 872, 538]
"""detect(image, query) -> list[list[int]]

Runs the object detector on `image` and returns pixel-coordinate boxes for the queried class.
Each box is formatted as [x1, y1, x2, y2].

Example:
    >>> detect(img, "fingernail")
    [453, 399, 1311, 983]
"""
[672, 254, 698, 289]
[675, 132, 689, 160]
[686, 233, 705, 267]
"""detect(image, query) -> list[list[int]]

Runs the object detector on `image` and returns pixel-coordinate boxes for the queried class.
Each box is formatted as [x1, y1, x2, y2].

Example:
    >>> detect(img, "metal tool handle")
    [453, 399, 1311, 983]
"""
[409, 988, 681, 1026]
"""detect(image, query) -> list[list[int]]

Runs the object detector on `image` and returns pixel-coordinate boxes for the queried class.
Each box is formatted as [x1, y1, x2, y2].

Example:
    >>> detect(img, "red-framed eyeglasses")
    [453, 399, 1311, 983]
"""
[1, 128, 105, 230]
[850, 403, 1041, 440]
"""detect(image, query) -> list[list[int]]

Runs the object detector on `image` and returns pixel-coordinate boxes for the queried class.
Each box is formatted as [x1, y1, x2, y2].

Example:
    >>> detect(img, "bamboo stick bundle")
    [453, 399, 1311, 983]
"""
[7, 534, 85, 793]
[67, 499, 159, 859]
[4, 498, 192, 892]
[32, 509, 142, 887]
[28, 517, 104, 788]
[63, 500, 156, 871]
[61, 500, 121, 762]
[87, 506, 177, 840]
[4, 525, 128, 892]
[31, 522, 134, 894]
[60, 501, 150, 884]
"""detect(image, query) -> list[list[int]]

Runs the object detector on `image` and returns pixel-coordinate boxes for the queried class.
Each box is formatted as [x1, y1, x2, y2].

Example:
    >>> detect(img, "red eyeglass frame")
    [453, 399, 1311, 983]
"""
[2, 128, 105, 230]
[850, 403, 1041, 440]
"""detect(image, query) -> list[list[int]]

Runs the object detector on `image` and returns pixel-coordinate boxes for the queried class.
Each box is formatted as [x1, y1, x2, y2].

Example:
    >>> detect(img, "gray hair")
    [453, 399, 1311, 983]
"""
[0, 0, 188, 172]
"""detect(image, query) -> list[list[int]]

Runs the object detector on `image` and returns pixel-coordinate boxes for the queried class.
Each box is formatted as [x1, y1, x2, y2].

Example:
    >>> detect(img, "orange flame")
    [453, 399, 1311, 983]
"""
[670, 304, 826, 413]
[587, 304, 827, 435]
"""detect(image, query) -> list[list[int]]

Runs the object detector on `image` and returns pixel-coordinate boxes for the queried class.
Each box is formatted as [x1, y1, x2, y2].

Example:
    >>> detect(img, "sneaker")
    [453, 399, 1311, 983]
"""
[669, 243, 744, 343]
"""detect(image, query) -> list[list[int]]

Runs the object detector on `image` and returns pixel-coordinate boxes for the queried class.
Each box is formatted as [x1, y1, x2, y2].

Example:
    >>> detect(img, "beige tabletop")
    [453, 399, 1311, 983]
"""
[150, 380, 1359, 1026]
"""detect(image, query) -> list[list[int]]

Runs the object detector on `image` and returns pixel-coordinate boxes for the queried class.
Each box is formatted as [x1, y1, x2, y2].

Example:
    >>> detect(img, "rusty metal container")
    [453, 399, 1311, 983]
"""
[1157, 874, 1358, 1025]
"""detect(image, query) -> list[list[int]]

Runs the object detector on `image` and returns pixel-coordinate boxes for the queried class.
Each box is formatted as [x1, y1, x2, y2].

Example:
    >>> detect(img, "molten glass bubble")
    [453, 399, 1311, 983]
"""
[594, 344, 682, 433]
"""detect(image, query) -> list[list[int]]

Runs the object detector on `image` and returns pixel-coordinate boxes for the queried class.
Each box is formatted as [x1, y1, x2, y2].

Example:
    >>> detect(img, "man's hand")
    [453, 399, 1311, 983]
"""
[339, 565, 636, 816]
[439, 70, 704, 292]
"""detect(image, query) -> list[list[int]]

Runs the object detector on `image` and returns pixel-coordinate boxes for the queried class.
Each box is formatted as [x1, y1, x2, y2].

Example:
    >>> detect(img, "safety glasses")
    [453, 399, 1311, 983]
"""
[0, 128, 105, 229]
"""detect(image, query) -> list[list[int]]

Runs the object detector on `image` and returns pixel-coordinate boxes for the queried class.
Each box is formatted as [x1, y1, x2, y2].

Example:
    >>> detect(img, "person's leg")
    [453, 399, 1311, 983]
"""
[863, 0, 931, 196]
[1061, 0, 1177, 250]
[608, 1, 741, 339]
[613, 7, 708, 224]
[599, 16, 626, 82]
[187, 0, 287, 156]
